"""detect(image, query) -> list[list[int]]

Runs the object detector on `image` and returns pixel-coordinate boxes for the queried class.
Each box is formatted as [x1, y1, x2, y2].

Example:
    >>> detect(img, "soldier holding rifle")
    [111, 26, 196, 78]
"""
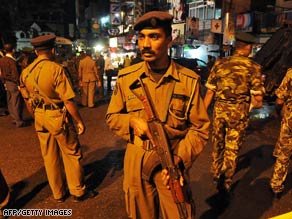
[106, 11, 210, 219]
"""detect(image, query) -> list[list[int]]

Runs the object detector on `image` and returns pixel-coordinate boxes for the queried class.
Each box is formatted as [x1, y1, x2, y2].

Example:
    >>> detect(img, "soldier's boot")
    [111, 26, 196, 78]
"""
[270, 185, 284, 200]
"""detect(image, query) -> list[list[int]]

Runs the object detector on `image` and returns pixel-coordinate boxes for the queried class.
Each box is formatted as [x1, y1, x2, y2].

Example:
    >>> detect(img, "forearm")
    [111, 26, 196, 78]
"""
[106, 113, 132, 141]
[204, 89, 215, 109]
[174, 124, 209, 170]
[64, 99, 83, 125]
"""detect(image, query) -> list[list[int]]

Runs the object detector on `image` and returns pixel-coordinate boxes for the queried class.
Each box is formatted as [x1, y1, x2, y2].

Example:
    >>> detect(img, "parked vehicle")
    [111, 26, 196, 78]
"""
[173, 57, 209, 83]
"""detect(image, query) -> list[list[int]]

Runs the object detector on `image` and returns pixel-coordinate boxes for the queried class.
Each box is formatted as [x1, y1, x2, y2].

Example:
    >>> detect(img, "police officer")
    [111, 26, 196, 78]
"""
[270, 67, 292, 198]
[95, 52, 105, 99]
[78, 49, 101, 107]
[19, 34, 95, 202]
[106, 11, 210, 219]
[204, 32, 265, 194]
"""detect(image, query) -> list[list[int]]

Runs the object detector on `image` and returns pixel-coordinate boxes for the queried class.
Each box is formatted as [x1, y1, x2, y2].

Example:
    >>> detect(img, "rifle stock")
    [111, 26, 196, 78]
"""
[130, 77, 188, 219]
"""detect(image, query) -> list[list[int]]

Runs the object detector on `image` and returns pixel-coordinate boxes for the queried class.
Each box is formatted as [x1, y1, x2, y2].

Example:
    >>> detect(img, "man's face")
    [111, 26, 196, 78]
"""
[138, 27, 172, 64]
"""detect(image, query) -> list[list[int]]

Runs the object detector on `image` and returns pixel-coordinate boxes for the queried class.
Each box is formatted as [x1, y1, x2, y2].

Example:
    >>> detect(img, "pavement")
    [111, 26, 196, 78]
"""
[0, 96, 292, 219]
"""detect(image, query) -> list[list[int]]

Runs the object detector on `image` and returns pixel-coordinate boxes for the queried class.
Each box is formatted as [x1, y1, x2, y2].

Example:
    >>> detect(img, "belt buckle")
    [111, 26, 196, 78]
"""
[44, 104, 54, 110]
[143, 140, 153, 151]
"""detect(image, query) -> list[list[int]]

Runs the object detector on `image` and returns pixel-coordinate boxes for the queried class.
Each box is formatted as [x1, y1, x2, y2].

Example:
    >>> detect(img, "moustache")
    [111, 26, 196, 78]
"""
[141, 49, 155, 55]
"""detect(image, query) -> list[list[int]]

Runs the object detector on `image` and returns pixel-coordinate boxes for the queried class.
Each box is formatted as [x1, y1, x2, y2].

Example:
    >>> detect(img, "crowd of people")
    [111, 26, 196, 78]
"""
[0, 10, 291, 219]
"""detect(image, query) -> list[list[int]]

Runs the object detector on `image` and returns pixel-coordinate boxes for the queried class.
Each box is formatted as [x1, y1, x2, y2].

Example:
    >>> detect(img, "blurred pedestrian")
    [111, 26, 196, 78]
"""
[65, 53, 79, 94]
[0, 58, 8, 117]
[207, 55, 215, 72]
[95, 52, 105, 99]
[0, 43, 26, 127]
[78, 49, 102, 107]
[204, 32, 265, 195]
[130, 50, 143, 65]
[104, 53, 115, 93]
[270, 67, 292, 198]
[106, 11, 210, 219]
[19, 34, 96, 203]
[123, 55, 131, 68]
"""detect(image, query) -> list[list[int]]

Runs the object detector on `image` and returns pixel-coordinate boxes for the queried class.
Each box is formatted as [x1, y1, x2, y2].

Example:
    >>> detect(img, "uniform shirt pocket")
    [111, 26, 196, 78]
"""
[126, 96, 144, 113]
[167, 94, 189, 129]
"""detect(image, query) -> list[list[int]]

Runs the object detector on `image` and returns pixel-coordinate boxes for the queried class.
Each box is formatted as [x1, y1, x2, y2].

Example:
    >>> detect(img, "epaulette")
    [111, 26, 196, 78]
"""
[174, 62, 200, 79]
[118, 62, 144, 78]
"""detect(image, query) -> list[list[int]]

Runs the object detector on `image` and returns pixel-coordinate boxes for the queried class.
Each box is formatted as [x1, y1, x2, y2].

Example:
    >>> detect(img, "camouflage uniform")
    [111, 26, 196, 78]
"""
[270, 68, 292, 193]
[205, 54, 264, 190]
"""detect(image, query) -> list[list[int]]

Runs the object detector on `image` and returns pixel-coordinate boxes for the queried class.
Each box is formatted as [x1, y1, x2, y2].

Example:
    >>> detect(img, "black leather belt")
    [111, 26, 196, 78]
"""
[37, 102, 64, 110]
[133, 136, 155, 151]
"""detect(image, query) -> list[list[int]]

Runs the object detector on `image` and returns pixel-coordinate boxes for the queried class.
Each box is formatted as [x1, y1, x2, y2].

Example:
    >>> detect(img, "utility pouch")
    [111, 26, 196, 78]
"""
[18, 85, 30, 99]
[61, 106, 69, 132]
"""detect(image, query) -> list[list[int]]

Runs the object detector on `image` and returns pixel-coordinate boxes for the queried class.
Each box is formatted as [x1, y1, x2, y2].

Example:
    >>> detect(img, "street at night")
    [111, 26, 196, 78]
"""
[0, 0, 292, 218]
[0, 97, 292, 219]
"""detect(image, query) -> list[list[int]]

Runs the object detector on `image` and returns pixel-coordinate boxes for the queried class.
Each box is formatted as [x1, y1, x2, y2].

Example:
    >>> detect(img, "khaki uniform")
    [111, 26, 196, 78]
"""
[270, 68, 292, 193]
[106, 61, 210, 219]
[78, 55, 99, 107]
[205, 54, 264, 189]
[20, 57, 86, 199]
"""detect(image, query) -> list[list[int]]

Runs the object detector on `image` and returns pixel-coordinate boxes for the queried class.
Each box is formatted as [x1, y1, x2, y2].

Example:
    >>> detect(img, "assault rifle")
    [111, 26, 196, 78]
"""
[130, 77, 188, 219]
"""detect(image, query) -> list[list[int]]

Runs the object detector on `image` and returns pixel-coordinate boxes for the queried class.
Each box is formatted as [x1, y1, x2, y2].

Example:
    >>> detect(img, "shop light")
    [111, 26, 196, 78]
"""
[94, 44, 104, 52]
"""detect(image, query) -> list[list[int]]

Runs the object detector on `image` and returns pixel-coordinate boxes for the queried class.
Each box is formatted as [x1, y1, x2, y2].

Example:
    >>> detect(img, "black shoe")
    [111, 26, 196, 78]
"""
[270, 188, 283, 200]
[213, 176, 220, 185]
[73, 190, 98, 202]
[0, 110, 8, 116]
[16, 121, 30, 128]
[55, 197, 65, 203]
[274, 192, 282, 200]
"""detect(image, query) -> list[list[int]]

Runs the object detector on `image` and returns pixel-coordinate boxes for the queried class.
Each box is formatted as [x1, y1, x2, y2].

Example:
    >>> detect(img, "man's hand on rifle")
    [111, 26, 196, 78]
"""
[130, 116, 151, 138]
[161, 155, 184, 189]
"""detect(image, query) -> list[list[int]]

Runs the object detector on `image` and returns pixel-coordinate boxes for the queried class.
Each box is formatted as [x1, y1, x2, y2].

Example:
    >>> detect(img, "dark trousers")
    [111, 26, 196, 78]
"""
[5, 81, 24, 126]
[105, 69, 115, 91]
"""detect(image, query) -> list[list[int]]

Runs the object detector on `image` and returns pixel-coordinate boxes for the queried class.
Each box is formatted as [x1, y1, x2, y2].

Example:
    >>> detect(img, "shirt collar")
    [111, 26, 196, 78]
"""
[141, 59, 180, 82]
[5, 53, 16, 61]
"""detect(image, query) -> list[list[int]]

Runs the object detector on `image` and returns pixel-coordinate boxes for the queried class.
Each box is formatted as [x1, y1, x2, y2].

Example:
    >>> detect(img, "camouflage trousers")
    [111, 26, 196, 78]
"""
[270, 106, 292, 193]
[211, 101, 249, 189]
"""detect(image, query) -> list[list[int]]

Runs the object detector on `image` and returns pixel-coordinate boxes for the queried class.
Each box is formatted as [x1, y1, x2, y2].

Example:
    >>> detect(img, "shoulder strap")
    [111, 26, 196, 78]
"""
[29, 59, 49, 74]
[28, 59, 59, 108]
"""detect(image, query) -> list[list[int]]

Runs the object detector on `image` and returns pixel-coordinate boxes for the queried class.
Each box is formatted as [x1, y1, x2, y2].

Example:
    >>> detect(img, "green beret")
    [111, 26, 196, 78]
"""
[235, 32, 256, 44]
[134, 11, 173, 31]
[31, 34, 56, 50]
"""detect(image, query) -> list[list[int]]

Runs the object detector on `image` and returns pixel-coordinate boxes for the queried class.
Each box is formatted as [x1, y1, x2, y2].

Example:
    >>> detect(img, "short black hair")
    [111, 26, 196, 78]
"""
[3, 43, 14, 53]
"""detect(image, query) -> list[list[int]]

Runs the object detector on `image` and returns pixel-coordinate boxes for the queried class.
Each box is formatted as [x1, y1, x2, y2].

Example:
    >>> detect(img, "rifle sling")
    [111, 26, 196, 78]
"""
[27, 59, 59, 109]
